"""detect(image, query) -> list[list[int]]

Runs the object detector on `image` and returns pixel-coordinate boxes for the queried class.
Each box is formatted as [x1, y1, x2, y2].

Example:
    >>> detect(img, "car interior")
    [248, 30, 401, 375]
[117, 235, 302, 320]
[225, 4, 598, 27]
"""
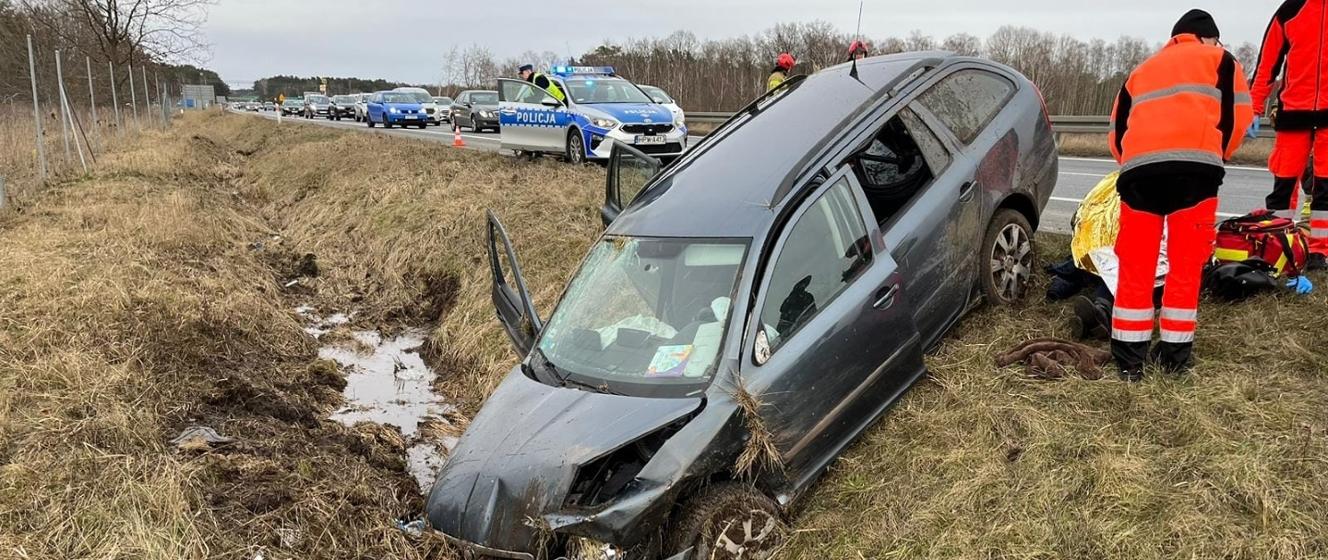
[847, 112, 938, 226]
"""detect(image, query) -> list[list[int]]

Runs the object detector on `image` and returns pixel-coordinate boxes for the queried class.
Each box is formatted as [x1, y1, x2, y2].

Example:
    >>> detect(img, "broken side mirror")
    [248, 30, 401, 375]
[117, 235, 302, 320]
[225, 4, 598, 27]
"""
[601, 141, 661, 227]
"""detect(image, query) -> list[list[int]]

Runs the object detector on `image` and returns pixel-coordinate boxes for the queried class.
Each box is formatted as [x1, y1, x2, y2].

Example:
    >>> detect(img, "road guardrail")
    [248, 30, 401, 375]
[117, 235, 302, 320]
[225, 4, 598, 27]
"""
[685, 111, 1275, 139]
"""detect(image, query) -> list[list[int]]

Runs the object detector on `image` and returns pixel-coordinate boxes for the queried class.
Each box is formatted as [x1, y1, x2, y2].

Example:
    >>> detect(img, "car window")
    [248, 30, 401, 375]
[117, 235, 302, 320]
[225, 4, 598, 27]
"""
[500, 80, 554, 105]
[759, 177, 872, 351]
[916, 69, 1014, 145]
[849, 109, 944, 225]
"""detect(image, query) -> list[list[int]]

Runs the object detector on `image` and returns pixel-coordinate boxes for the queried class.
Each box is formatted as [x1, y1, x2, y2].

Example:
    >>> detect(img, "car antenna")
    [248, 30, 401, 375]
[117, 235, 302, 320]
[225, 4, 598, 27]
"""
[849, 0, 864, 80]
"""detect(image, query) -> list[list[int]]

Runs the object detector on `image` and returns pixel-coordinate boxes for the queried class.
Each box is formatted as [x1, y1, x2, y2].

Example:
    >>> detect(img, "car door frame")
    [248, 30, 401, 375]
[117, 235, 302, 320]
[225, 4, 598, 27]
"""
[485, 209, 543, 357]
[601, 142, 662, 226]
[739, 164, 927, 492]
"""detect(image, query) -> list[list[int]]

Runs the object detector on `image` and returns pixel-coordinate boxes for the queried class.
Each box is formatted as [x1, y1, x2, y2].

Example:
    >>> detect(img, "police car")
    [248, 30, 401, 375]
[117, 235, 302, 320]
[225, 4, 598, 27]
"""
[497, 66, 687, 164]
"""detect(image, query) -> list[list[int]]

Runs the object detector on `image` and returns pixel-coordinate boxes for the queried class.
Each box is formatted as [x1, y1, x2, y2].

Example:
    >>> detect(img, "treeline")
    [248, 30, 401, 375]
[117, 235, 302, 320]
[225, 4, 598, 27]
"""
[573, 22, 1259, 114]
[0, 0, 227, 108]
[248, 75, 421, 101]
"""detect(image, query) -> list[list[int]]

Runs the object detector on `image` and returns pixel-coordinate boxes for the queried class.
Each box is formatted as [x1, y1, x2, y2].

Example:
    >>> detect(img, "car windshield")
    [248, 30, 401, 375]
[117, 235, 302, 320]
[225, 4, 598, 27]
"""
[381, 93, 416, 103]
[641, 86, 673, 104]
[283, 100, 300, 106]
[565, 78, 653, 104]
[433, 97, 452, 104]
[307, 95, 328, 103]
[402, 91, 432, 103]
[537, 236, 748, 388]
[333, 95, 355, 103]
[470, 92, 498, 104]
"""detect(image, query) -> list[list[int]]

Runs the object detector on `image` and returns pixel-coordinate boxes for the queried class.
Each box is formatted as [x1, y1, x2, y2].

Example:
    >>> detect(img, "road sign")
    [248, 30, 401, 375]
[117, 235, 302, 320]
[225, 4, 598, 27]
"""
[319, 77, 327, 94]
[277, 93, 285, 104]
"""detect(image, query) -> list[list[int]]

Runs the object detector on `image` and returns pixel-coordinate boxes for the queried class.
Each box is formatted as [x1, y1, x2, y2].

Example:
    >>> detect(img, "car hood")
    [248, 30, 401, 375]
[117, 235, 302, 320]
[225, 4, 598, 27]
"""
[426, 367, 702, 553]
[580, 103, 673, 124]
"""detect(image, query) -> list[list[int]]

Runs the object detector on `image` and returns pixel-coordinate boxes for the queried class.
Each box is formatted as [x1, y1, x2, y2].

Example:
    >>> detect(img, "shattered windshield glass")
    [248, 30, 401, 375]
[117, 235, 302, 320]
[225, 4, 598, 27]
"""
[537, 236, 748, 388]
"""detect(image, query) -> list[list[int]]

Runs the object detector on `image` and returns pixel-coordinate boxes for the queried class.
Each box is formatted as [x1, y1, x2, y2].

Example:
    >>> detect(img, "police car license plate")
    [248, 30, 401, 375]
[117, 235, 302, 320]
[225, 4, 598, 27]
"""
[635, 135, 665, 145]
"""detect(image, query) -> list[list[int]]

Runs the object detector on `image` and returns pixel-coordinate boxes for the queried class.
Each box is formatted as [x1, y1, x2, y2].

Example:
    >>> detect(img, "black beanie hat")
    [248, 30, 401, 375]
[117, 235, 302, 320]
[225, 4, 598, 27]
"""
[1172, 9, 1220, 39]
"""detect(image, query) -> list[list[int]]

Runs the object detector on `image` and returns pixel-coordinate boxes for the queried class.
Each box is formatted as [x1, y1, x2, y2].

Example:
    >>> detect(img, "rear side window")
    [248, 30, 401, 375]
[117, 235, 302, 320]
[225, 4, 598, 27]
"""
[759, 177, 872, 351]
[917, 69, 1014, 144]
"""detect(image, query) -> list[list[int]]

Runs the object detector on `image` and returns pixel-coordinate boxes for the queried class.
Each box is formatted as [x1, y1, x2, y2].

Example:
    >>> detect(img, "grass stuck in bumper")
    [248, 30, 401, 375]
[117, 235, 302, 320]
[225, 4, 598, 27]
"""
[1, 111, 1325, 559]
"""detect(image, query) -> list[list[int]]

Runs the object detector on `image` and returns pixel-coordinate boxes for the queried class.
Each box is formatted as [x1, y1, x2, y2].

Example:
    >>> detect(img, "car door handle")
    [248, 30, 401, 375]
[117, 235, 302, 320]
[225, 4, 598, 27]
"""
[873, 284, 900, 310]
[959, 180, 977, 202]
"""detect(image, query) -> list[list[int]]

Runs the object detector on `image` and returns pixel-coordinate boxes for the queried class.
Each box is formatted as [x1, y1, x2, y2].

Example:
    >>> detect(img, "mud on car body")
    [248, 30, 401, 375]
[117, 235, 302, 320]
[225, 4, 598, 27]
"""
[496, 66, 688, 164]
[427, 51, 1058, 559]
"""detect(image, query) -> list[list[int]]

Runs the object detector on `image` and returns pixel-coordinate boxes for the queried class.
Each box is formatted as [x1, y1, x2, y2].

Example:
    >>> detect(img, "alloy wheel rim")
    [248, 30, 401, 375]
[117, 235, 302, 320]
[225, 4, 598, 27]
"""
[710, 508, 781, 559]
[989, 223, 1032, 301]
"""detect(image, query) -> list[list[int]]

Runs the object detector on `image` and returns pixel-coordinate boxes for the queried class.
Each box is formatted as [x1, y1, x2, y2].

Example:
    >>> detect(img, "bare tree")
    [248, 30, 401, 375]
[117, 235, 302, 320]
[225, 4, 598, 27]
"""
[21, 0, 215, 67]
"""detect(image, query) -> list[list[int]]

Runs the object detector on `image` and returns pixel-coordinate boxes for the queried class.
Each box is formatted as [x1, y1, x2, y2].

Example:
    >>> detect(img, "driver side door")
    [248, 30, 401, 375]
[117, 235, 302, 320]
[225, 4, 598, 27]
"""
[498, 78, 568, 154]
[486, 209, 543, 357]
[747, 168, 926, 486]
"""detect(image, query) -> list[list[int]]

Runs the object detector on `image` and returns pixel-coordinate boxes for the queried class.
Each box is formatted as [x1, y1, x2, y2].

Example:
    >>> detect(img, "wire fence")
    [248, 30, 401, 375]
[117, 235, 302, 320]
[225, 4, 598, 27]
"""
[1, 34, 177, 210]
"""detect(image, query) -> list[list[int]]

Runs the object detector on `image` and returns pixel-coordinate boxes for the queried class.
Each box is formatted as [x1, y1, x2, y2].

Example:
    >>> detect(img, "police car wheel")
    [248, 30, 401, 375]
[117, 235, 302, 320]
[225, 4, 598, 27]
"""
[566, 130, 586, 165]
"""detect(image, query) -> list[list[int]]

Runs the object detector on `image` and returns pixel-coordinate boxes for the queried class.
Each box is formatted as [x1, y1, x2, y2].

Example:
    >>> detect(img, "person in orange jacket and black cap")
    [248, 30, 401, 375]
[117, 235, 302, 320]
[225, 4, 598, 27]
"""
[767, 53, 795, 92]
[1107, 9, 1254, 381]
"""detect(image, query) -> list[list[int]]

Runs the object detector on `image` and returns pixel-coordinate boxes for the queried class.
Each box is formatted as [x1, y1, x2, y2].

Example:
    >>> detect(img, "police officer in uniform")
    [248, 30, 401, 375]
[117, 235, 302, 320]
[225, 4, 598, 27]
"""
[519, 64, 565, 103]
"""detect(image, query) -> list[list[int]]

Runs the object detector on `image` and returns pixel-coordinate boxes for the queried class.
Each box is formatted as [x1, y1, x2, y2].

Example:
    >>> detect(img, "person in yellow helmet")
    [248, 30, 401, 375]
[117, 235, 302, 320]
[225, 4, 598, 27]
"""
[767, 53, 795, 92]
[519, 64, 565, 103]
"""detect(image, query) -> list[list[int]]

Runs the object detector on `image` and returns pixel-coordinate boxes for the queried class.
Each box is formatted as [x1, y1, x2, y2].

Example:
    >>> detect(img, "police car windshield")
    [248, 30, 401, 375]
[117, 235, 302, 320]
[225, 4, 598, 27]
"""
[566, 78, 653, 104]
[471, 92, 498, 104]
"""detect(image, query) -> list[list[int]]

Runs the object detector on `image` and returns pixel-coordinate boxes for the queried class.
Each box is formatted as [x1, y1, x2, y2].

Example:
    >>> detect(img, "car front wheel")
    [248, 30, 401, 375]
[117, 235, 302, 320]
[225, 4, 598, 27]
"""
[981, 208, 1036, 305]
[367, 114, 375, 128]
[565, 130, 586, 165]
[666, 483, 787, 560]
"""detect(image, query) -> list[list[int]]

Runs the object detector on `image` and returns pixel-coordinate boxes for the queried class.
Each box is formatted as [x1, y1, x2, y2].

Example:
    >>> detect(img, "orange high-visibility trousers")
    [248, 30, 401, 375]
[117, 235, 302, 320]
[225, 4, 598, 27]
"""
[1111, 197, 1219, 369]
[1268, 130, 1328, 255]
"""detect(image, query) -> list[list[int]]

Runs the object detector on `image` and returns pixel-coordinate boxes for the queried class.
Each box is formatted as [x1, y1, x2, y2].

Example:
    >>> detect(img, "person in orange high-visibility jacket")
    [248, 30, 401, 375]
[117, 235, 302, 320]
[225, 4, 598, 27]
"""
[1107, 9, 1254, 381]
[1250, 0, 1328, 270]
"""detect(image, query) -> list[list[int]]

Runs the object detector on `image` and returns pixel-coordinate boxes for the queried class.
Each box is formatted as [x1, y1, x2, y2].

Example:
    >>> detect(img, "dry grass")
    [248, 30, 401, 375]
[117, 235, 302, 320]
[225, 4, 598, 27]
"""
[4, 110, 1325, 560]
[779, 240, 1328, 559]
[1058, 132, 1274, 166]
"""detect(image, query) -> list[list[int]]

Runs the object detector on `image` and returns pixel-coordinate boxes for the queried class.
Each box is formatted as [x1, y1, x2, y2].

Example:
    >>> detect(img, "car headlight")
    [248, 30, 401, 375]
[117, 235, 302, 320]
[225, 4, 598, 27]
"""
[389, 107, 399, 114]
[590, 117, 619, 129]
[674, 114, 685, 127]
[481, 110, 494, 118]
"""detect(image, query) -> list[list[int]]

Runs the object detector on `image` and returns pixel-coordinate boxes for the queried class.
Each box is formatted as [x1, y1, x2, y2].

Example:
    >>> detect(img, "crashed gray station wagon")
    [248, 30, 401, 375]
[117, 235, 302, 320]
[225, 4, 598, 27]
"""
[427, 51, 1058, 559]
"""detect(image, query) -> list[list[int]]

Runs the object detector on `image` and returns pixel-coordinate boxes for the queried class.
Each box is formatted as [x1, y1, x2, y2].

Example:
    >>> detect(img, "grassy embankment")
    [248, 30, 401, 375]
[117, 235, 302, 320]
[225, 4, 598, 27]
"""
[2, 111, 1325, 559]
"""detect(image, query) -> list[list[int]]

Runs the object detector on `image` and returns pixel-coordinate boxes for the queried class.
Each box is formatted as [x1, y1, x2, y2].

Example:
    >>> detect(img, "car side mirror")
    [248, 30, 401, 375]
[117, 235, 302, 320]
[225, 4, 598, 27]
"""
[540, 98, 561, 107]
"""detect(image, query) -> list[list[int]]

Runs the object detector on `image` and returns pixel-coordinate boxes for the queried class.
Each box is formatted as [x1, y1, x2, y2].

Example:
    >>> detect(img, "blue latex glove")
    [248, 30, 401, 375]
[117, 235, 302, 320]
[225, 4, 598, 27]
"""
[1286, 275, 1314, 294]
[1247, 119, 1261, 139]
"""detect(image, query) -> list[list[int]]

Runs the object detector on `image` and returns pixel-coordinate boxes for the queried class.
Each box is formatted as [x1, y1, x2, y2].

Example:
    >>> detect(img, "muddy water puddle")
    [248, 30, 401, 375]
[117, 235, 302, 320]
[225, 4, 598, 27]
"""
[296, 306, 457, 492]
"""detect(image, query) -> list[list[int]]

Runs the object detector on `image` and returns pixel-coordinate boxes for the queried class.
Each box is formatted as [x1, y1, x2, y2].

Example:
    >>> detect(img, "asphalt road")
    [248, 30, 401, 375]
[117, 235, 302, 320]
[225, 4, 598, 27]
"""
[237, 109, 1275, 234]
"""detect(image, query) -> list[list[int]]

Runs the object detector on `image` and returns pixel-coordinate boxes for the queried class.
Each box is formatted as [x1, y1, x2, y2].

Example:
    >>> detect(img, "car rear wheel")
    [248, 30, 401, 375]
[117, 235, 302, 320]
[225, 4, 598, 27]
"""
[666, 483, 787, 560]
[565, 130, 587, 165]
[981, 208, 1036, 305]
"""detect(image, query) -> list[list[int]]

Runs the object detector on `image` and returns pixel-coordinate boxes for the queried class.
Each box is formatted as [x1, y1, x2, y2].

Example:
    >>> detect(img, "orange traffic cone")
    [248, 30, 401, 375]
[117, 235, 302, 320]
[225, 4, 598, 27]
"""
[452, 123, 466, 148]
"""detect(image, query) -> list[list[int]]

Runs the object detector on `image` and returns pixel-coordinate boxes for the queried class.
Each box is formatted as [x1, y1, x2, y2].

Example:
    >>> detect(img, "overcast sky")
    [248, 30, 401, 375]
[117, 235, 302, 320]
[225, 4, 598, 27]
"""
[205, 0, 1263, 89]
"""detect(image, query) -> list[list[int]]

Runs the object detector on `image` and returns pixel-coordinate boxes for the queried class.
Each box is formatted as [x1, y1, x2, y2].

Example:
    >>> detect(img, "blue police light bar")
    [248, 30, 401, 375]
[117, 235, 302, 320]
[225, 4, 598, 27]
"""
[552, 66, 615, 76]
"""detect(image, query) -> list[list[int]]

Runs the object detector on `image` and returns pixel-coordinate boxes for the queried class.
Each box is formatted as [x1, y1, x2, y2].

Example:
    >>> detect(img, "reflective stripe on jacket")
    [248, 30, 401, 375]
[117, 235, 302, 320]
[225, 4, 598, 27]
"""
[1109, 34, 1255, 183]
[1251, 0, 1328, 129]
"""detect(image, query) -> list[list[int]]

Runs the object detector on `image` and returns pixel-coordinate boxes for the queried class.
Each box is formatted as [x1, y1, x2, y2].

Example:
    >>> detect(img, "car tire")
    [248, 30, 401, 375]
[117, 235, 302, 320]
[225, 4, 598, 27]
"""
[367, 114, 375, 128]
[665, 483, 787, 560]
[981, 208, 1036, 306]
[565, 129, 587, 165]
[418, 123, 427, 129]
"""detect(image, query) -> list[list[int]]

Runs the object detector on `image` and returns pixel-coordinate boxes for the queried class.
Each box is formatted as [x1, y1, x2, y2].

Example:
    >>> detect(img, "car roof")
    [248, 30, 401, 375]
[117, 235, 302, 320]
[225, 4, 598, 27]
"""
[607, 51, 952, 239]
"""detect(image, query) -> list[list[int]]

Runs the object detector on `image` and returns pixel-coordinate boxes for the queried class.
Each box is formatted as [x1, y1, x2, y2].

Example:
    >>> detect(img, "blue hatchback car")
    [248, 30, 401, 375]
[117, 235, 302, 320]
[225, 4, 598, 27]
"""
[366, 91, 428, 129]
